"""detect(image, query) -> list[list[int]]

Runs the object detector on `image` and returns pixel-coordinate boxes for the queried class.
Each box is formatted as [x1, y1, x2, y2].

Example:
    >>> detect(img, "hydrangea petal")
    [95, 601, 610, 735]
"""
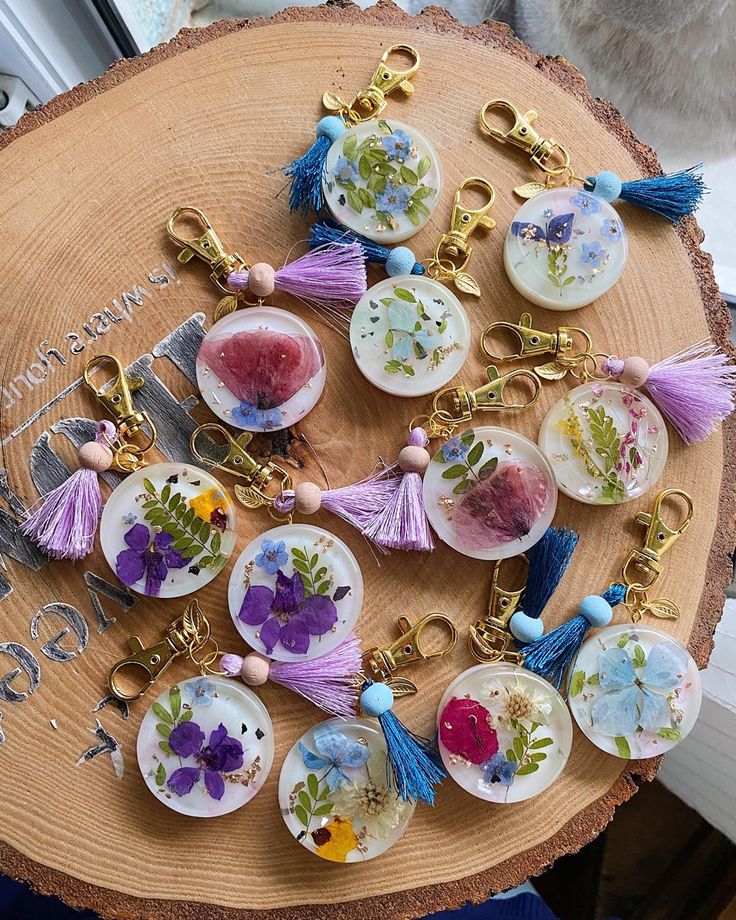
[643, 643, 687, 691]
[298, 741, 330, 771]
[339, 741, 371, 770]
[596, 648, 637, 690]
[639, 687, 672, 733]
[591, 685, 639, 736]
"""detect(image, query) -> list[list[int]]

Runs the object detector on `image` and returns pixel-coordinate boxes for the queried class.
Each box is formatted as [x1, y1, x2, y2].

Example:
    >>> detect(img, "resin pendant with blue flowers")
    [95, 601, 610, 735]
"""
[504, 187, 628, 310]
[322, 118, 442, 243]
[196, 306, 326, 432]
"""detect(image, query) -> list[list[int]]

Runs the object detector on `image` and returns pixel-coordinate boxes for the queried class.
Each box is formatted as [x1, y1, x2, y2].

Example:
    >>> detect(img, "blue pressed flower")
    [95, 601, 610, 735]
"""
[388, 301, 433, 362]
[570, 192, 601, 215]
[601, 218, 622, 242]
[381, 129, 413, 160]
[232, 401, 283, 430]
[298, 725, 370, 790]
[581, 240, 607, 268]
[335, 156, 359, 184]
[184, 676, 216, 708]
[376, 183, 412, 215]
[481, 753, 518, 787]
[441, 436, 470, 463]
[255, 539, 289, 575]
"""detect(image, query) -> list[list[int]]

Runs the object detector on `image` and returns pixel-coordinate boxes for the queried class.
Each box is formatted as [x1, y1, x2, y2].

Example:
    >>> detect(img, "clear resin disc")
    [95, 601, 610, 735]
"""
[504, 188, 627, 310]
[349, 275, 470, 397]
[100, 462, 236, 598]
[228, 524, 364, 661]
[423, 426, 557, 560]
[137, 676, 274, 817]
[279, 717, 415, 862]
[568, 624, 702, 759]
[195, 306, 326, 432]
[437, 664, 572, 803]
[322, 118, 442, 243]
[538, 381, 668, 505]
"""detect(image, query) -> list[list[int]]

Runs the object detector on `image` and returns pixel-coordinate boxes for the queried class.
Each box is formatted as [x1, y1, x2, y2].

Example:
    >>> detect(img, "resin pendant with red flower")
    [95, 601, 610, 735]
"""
[99, 462, 237, 598]
[228, 524, 364, 661]
[423, 426, 557, 560]
[196, 307, 326, 432]
[137, 676, 274, 817]
[437, 664, 572, 803]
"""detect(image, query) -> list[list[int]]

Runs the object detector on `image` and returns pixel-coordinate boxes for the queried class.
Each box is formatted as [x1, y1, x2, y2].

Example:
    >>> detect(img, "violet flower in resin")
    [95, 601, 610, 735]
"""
[166, 721, 244, 801]
[115, 523, 189, 597]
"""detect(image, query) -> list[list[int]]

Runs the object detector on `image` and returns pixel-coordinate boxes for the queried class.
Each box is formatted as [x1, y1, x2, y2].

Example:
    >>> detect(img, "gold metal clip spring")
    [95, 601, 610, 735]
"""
[469, 557, 528, 664]
[479, 99, 571, 176]
[323, 45, 420, 124]
[480, 313, 593, 381]
[167, 206, 248, 294]
[621, 488, 694, 622]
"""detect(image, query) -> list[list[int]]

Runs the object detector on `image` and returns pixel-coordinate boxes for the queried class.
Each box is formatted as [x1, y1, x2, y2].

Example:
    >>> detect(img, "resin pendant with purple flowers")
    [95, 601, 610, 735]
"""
[99, 462, 237, 598]
[196, 307, 326, 432]
[322, 118, 442, 243]
[437, 664, 572, 803]
[504, 188, 628, 310]
[136, 676, 274, 817]
[228, 524, 364, 661]
[279, 717, 415, 862]
[538, 381, 668, 505]
[423, 426, 557, 560]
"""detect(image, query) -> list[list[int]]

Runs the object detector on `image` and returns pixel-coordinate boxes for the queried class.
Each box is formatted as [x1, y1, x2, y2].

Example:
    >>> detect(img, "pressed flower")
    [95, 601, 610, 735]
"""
[570, 192, 601, 215]
[255, 539, 289, 575]
[581, 240, 607, 268]
[166, 721, 244, 801]
[381, 129, 413, 160]
[439, 697, 499, 764]
[481, 753, 518, 787]
[482, 678, 552, 726]
[376, 183, 412, 215]
[311, 816, 359, 862]
[298, 725, 370, 790]
[184, 676, 216, 708]
[601, 218, 621, 241]
[239, 569, 338, 655]
[187, 487, 226, 526]
[335, 155, 360, 184]
[441, 436, 470, 463]
[331, 752, 407, 838]
[232, 401, 283, 429]
[388, 302, 434, 362]
[115, 522, 189, 597]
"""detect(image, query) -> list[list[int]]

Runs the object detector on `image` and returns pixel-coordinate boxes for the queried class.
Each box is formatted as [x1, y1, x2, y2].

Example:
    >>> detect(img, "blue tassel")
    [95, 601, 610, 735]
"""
[309, 220, 425, 275]
[521, 583, 626, 690]
[585, 165, 706, 222]
[282, 116, 345, 217]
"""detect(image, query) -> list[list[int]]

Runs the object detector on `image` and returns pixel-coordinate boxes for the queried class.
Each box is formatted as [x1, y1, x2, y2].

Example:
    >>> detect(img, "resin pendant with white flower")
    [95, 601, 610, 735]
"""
[538, 381, 668, 505]
[322, 119, 442, 243]
[349, 275, 470, 396]
[423, 426, 557, 560]
[437, 664, 572, 803]
[504, 188, 628, 310]
[137, 676, 274, 817]
[99, 462, 237, 598]
[568, 623, 702, 759]
[195, 307, 326, 432]
[228, 524, 364, 661]
[279, 717, 414, 862]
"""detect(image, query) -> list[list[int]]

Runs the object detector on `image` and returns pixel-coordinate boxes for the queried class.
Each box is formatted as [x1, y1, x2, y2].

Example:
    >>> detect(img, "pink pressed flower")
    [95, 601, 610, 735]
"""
[439, 697, 499, 764]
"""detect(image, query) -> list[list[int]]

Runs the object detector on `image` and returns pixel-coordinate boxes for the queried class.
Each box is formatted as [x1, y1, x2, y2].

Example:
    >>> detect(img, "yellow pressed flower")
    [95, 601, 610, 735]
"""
[313, 816, 359, 862]
[188, 487, 225, 521]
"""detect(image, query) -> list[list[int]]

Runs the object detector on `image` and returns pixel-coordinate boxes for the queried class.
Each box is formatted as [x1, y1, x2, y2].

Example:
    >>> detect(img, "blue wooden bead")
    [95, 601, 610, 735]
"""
[360, 682, 394, 717]
[509, 611, 544, 643]
[579, 594, 613, 627]
[385, 246, 417, 276]
[590, 171, 623, 203]
[316, 115, 345, 142]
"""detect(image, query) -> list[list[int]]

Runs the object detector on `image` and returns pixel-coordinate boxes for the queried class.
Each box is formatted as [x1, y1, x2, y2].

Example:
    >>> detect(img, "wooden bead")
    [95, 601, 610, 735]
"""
[294, 482, 322, 514]
[248, 262, 276, 298]
[398, 445, 430, 474]
[241, 652, 271, 686]
[78, 440, 113, 473]
[619, 356, 650, 388]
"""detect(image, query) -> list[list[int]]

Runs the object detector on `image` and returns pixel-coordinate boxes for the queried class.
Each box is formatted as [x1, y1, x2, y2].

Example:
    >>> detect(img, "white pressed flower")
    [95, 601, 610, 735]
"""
[330, 752, 407, 839]
[481, 678, 552, 726]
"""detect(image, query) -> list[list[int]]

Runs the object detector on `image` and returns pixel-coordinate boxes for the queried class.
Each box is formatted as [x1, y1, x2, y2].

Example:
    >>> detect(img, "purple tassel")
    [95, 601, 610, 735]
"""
[363, 428, 435, 552]
[20, 421, 116, 561]
[227, 242, 366, 321]
[221, 633, 361, 717]
[604, 341, 736, 445]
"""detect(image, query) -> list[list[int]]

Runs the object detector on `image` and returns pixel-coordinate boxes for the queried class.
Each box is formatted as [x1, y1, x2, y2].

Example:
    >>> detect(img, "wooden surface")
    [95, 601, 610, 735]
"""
[0, 4, 733, 919]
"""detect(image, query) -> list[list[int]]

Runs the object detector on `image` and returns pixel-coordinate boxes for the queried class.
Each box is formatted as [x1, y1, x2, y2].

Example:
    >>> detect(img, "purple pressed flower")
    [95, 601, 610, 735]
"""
[238, 569, 338, 656]
[166, 721, 244, 801]
[115, 523, 189, 596]
[481, 752, 517, 787]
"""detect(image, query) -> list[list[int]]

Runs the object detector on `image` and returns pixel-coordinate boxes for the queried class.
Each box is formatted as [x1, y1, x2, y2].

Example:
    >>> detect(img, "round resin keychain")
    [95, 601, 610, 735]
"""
[99, 462, 237, 598]
[538, 381, 668, 505]
[437, 664, 572, 803]
[279, 717, 415, 862]
[568, 623, 702, 759]
[423, 426, 557, 560]
[229, 524, 364, 660]
[196, 307, 326, 432]
[137, 675, 274, 817]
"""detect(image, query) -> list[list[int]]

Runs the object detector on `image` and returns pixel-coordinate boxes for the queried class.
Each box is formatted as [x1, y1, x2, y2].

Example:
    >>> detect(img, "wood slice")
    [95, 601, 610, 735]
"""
[0, 3, 732, 918]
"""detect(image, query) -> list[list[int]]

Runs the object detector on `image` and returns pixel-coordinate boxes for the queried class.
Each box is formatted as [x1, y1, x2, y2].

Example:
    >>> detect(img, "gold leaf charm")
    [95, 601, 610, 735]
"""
[513, 181, 547, 199]
[453, 271, 481, 297]
[214, 294, 240, 323]
[535, 360, 570, 381]
[646, 598, 680, 620]
[233, 485, 266, 510]
[384, 676, 418, 697]
[322, 91, 347, 113]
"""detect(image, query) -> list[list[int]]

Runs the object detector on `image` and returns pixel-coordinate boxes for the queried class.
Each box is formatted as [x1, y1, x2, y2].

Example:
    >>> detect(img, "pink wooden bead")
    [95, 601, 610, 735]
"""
[78, 440, 113, 473]
[398, 445, 430, 474]
[294, 481, 322, 515]
[241, 652, 271, 686]
[248, 262, 276, 298]
[619, 356, 650, 388]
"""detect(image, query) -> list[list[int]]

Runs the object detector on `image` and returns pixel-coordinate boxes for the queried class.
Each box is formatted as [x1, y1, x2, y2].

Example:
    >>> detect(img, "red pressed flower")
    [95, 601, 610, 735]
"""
[439, 697, 499, 764]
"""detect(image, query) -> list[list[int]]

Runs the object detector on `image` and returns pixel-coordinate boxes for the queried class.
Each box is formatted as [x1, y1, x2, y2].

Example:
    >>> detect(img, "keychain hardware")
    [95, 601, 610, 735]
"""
[322, 44, 419, 125]
[167, 207, 247, 296]
[361, 613, 457, 694]
[469, 557, 528, 664]
[479, 99, 572, 181]
[481, 313, 593, 381]
[621, 488, 694, 622]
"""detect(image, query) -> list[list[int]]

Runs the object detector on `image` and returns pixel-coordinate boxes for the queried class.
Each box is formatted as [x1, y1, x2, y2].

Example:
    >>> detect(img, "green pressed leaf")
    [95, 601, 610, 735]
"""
[530, 737, 554, 749]
[384, 330, 394, 348]
[317, 582, 330, 595]
[400, 165, 418, 184]
[313, 803, 334, 817]
[307, 773, 319, 798]
[377, 120, 392, 135]
[513, 736, 524, 760]
[478, 457, 498, 480]
[416, 156, 431, 179]
[617, 633, 631, 648]
[152, 702, 173, 724]
[358, 156, 372, 180]
[359, 188, 376, 208]
[615, 736, 632, 758]
[460, 430, 475, 447]
[182, 507, 195, 528]
[405, 208, 421, 226]
[295, 804, 309, 827]
[343, 133, 358, 157]
[515, 762, 539, 776]
[210, 531, 222, 555]
[633, 644, 647, 668]
[401, 364, 415, 376]
[292, 547, 307, 562]
[413, 184, 434, 200]
[155, 763, 166, 786]
[656, 727, 682, 742]
[569, 671, 585, 697]
[173, 537, 194, 553]
[292, 559, 310, 574]
[197, 555, 214, 568]
[314, 567, 328, 582]
[563, 275, 577, 286]
[156, 723, 172, 739]
[159, 741, 173, 755]
[168, 493, 181, 512]
[161, 483, 171, 504]
[141, 500, 158, 510]
[587, 673, 600, 685]
[298, 790, 312, 810]
[174, 502, 186, 520]
[530, 752, 548, 763]
[169, 686, 181, 719]
[467, 441, 483, 467]
[347, 189, 364, 214]
[373, 163, 396, 176]
[317, 784, 330, 801]
[180, 710, 193, 723]
[505, 748, 516, 762]
[441, 464, 468, 480]
[453, 480, 473, 494]
[393, 287, 416, 302]
[143, 478, 155, 495]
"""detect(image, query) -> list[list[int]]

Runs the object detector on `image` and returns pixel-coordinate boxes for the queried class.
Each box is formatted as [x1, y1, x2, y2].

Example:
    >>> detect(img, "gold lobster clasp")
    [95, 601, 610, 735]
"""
[480, 313, 593, 380]
[479, 99, 571, 176]
[167, 207, 247, 293]
[361, 613, 457, 695]
[429, 366, 542, 434]
[427, 178, 496, 296]
[469, 557, 528, 664]
[323, 45, 420, 124]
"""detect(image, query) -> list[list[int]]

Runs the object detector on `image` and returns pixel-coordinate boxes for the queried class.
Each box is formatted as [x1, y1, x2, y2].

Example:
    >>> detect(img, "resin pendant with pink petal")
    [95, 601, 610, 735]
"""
[196, 307, 326, 432]
[99, 462, 237, 598]
[137, 676, 274, 817]
[423, 426, 557, 560]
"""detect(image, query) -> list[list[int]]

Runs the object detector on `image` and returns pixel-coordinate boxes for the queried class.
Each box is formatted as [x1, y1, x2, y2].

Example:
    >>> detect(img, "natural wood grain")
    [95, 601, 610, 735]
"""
[0, 4, 732, 919]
